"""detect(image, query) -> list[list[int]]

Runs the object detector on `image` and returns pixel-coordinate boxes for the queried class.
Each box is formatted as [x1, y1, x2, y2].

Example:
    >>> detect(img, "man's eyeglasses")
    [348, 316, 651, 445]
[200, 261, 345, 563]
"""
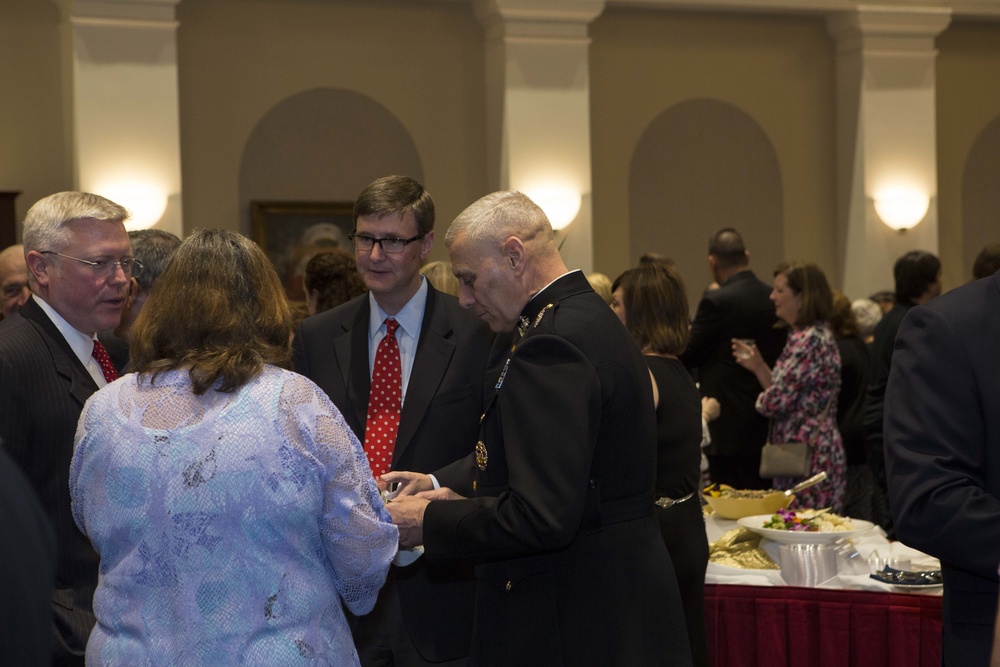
[41, 251, 144, 278]
[348, 233, 425, 254]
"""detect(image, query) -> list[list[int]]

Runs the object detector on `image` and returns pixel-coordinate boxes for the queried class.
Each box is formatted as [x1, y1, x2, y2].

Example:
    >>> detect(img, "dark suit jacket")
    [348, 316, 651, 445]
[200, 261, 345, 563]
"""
[0, 445, 57, 667]
[835, 335, 870, 466]
[0, 297, 100, 665]
[885, 271, 1000, 667]
[292, 285, 492, 663]
[863, 302, 912, 483]
[681, 270, 786, 483]
[424, 272, 692, 667]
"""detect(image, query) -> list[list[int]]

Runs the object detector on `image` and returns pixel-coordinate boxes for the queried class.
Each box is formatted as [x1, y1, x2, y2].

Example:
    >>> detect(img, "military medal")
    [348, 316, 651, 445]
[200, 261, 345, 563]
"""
[475, 440, 489, 470]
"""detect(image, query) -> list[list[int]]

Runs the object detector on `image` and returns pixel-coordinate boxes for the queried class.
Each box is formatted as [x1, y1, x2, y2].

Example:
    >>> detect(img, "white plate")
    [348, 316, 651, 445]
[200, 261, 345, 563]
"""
[736, 514, 875, 544]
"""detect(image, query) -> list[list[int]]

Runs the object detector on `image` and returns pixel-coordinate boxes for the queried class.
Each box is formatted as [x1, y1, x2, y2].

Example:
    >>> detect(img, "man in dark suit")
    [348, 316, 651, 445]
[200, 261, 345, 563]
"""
[0, 444, 57, 667]
[98, 228, 182, 371]
[863, 250, 941, 532]
[884, 269, 999, 667]
[681, 228, 786, 489]
[386, 191, 692, 666]
[0, 243, 31, 319]
[292, 176, 492, 667]
[0, 191, 132, 666]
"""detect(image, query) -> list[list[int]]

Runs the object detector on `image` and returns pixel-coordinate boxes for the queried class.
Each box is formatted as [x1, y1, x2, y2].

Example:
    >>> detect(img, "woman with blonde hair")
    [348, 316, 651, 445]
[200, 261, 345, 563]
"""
[70, 229, 397, 666]
[420, 259, 460, 297]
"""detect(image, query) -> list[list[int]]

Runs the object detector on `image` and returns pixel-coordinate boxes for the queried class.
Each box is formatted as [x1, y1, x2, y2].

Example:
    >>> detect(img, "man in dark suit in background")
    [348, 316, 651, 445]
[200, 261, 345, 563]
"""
[863, 249, 941, 532]
[885, 268, 999, 666]
[293, 176, 492, 667]
[99, 228, 182, 370]
[386, 191, 692, 666]
[0, 191, 132, 665]
[681, 228, 786, 489]
[0, 444, 56, 667]
[0, 243, 31, 319]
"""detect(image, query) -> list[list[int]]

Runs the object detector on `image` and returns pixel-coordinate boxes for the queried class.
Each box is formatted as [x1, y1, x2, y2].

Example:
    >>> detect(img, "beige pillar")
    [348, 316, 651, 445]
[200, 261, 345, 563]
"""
[62, 0, 183, 235]
[827, 7, 951, 299]
[473, 0, 605, 273]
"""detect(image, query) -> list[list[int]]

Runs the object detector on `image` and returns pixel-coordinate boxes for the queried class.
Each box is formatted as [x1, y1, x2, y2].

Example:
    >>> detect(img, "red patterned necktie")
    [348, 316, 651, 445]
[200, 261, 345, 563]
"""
[91, 339, 118, 383]
[364, 318, 401, 477]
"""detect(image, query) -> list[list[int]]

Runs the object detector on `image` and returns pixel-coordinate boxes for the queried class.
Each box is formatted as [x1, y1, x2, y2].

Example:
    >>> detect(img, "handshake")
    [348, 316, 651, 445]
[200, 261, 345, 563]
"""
[377, 471, 465, 549]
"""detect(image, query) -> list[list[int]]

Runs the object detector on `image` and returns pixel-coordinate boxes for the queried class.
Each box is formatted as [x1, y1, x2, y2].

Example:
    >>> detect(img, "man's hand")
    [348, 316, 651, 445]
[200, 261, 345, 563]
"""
[379, 471, 434, 498]
[416, 487, 465, 501]
[387, 495, 429, 549]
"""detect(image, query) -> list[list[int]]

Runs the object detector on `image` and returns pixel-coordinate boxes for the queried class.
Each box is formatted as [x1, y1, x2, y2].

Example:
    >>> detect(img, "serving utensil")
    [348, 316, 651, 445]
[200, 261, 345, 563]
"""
[784, 471, 828, 497]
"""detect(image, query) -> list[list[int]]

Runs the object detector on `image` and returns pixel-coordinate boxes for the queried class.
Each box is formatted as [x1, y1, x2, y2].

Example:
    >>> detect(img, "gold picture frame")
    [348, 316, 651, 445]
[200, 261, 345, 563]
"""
[251, 200, 354, 301]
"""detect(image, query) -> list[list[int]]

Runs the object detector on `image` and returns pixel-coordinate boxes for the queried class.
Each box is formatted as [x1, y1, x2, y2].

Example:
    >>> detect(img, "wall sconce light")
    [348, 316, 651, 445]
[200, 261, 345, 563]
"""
[97, 182, 168, 231]
[873, 187, 929, 232]
[522, 185, 582, 231]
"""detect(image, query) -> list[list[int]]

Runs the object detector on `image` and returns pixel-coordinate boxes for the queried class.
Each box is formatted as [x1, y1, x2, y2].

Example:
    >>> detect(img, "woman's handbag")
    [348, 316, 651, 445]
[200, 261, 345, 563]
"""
[758, 441, 812, 478]
[758, 393, 836, 479]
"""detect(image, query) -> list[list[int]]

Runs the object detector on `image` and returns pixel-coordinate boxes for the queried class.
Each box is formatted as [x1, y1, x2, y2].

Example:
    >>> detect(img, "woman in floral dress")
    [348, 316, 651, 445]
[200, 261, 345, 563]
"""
[733, 262, 846, 512]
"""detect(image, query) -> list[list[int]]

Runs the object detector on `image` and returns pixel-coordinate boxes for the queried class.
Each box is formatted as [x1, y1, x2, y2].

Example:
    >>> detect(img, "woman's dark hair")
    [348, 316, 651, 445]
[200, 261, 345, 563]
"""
[303, 248, 366, 314]
[130, 228, 293, 395]
[774, 261, 833, 327]
[612, 264, 690, 355]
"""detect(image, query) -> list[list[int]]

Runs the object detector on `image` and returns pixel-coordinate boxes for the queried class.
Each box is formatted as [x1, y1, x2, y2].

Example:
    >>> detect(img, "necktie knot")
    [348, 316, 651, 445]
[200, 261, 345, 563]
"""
[385, 318, 399, 336]
[92, 339, 118, 383]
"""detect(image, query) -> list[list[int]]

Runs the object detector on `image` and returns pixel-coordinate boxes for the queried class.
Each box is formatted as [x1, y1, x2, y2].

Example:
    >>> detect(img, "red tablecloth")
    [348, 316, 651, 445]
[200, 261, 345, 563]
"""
[705, 584, 942, 667]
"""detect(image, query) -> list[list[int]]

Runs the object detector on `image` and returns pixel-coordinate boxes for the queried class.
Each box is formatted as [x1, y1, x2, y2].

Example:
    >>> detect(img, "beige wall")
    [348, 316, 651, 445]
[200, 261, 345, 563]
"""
[591, 8, 837, 296]
[0, 0, 72, 226]
[175, 0, 487, 263]
[2, 1, 999, 292]
[936, 18, 1000, 290]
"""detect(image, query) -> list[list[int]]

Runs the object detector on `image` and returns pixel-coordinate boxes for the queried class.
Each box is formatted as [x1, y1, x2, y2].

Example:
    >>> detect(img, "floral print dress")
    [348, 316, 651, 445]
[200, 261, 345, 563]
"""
[756, 323, 846, 512]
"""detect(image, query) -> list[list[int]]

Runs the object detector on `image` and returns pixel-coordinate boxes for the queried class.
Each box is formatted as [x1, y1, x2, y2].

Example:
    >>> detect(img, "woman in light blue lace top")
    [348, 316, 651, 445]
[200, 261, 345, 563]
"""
[70, 229, 397, 666]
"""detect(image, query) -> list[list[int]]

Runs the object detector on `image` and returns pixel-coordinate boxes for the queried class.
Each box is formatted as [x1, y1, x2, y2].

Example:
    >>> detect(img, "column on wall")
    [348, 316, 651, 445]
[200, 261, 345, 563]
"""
[63, 0, 183, 236]
[473, 0, 604, 273]
[827, 7, 951, 299]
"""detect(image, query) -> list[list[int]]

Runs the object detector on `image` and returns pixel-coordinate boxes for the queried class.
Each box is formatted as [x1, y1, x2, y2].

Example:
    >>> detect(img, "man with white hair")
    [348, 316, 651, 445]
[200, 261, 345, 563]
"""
[0, 191, 133, 666]
[385, 191, 692, 666]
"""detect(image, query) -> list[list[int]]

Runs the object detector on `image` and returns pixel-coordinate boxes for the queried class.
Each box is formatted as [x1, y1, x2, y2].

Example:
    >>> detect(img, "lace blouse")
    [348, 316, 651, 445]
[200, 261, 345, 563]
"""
[70, 365, 397, 666]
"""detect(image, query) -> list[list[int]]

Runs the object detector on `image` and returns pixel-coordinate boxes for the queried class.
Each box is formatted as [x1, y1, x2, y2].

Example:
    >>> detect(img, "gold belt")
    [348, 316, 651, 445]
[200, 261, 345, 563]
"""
[654, 491, 696, 509]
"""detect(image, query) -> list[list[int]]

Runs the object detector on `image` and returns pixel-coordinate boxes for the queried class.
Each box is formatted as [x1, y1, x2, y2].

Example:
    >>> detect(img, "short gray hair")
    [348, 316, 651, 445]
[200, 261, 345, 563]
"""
[851, 298, 883, 339]
[22, 192, 130, 254]
[445, 191, 553, 249]
[129, 229, 182, 292]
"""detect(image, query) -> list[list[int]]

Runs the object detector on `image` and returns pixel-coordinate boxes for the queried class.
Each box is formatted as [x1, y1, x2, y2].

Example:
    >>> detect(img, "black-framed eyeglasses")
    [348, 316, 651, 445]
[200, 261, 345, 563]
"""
[348, 233, 425, 254]
[41, 251, 144, 278]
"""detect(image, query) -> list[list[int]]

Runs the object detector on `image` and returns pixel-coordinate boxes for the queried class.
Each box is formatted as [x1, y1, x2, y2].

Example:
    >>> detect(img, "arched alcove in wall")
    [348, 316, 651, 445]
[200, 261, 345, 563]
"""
[629, 99, 784, 308]
[962, 116, 1000, 278]
[239, 87, 422, 299]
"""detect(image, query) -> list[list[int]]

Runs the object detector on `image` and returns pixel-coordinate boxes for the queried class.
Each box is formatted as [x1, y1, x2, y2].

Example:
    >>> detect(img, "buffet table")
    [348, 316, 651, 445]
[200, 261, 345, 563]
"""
[703, 514, 942, 667]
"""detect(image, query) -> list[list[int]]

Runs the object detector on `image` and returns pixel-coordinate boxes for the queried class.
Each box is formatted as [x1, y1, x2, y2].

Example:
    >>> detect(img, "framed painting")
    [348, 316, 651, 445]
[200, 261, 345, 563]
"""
[251, 200, 354, 301]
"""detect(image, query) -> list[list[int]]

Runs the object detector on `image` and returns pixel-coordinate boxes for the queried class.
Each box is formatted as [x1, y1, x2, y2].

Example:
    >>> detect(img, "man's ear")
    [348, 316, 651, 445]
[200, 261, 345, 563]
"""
[25, 250, 50, 288]
[501, 237, 526, 275]
[419, 230, 435, 261]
